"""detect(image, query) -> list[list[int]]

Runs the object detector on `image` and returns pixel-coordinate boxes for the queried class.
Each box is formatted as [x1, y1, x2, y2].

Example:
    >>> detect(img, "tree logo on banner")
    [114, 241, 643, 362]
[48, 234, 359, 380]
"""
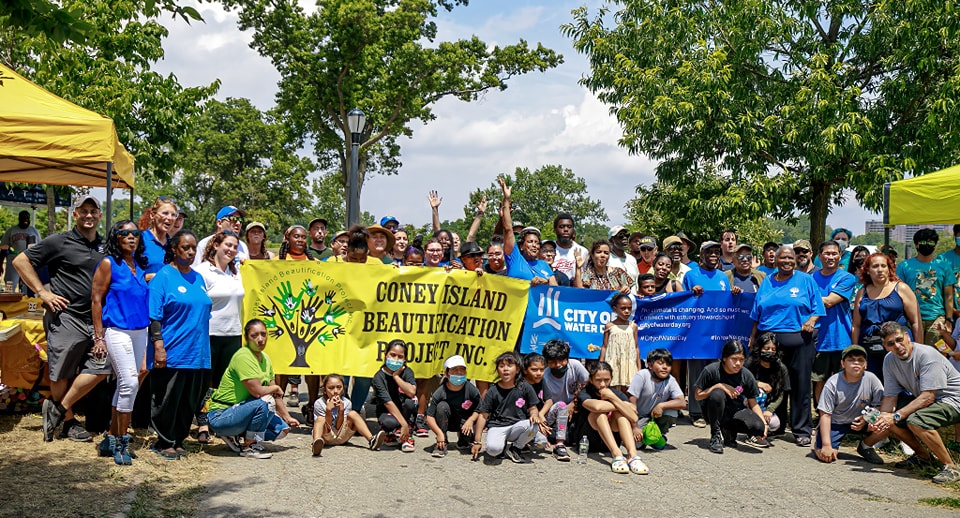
[257, 279, 347, 367]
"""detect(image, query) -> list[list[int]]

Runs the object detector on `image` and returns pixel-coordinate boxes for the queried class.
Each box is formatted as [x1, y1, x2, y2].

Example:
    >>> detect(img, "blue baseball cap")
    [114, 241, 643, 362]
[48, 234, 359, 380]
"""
[380, 216, 399, 227]
[216, 205, 245, 220]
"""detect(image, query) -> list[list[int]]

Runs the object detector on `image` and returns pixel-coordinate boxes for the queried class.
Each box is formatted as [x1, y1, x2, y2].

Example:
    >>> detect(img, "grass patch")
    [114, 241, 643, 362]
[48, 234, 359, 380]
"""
[918, 497, 960, 509]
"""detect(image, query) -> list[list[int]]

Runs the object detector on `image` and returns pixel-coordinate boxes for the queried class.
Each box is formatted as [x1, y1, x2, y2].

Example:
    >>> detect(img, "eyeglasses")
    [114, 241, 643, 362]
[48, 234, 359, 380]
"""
[426, 248, 443, 254]
[76, 208, 100, 216]
[116, 229, 141, 238]
[737, 254, 752, 260]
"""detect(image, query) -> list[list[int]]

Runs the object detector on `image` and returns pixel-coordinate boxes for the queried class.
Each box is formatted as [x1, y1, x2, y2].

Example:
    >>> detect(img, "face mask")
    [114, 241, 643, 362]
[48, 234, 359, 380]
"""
[550, 364, 568, 378]
[448, 375, 467, 386]
[835, 239, 848, 253]
[760, 352, 778, 363]
[955, 237, 960, 247]
[385, 358, 404, 371]
[917, 244, 936, 256]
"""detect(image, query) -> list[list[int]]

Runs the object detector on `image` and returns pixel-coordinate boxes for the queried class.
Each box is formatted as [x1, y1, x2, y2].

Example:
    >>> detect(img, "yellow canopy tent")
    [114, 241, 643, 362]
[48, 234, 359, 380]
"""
[0, 62, 134, 189]
[883, 164, 960, 225]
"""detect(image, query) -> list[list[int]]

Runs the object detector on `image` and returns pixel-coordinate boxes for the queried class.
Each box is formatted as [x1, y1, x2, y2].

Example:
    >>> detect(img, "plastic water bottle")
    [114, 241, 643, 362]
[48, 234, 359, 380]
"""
[578, 435, 589, 464]
[861, 406, 881, 424]
[756, 390, 768, 409]
[556, 402, 568, 442]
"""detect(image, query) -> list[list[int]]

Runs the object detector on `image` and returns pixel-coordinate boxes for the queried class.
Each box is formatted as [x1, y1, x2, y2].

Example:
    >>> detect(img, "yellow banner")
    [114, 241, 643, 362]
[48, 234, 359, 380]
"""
[239, 261, 530, 381]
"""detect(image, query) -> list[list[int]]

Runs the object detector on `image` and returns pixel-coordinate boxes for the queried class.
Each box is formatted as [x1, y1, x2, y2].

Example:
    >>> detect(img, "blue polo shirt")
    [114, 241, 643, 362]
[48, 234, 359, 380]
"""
[750, 271, 826, 332]
[148, 264, 212, 369]
[681, 265, 729, 291]
[812, 269, 856, 352]
[142, 229, 167, 274]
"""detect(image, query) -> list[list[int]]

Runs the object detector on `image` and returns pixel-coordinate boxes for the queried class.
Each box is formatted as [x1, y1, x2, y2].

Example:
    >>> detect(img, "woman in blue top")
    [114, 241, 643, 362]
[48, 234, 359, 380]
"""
[140, 196, 179, 278]
[148, 230, 213, 460]
[497, 177, 556, 285]
[748, 244, 825, 446]
[91, 220, 150, 465]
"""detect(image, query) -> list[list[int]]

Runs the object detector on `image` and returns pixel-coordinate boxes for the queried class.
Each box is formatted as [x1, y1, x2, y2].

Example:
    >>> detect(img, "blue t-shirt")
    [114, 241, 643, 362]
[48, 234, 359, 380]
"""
[750, 271, 826, 332]
[896, 257, 953, 321]
[99, 256, 150, 330]
[681, 265, 730, 291]
[148, 264, 212, 369]
[937, 249, 960, 315]
[504, 245, 553, 281]
[812, 269, 856, 352]
[141, 229, 167, 274]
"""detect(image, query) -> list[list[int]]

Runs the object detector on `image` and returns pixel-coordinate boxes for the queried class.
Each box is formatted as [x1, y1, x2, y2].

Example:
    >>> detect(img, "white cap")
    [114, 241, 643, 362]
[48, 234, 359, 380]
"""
[443, 355, 466, 370]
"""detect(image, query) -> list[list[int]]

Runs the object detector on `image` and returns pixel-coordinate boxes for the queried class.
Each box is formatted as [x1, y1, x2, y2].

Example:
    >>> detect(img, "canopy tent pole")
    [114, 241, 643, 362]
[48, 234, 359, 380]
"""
[105, 162, 113, 231]
[129, 187, 134, 221]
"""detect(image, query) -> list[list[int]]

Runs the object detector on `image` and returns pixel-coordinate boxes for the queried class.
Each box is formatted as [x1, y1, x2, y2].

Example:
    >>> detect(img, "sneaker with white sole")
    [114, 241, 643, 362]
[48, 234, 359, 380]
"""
[414, 415, 429, 437]
[692, 417, 707, 428]
[41, 399, 64, 442]
[432, 443, 447, 458]
[241, 442, 272, 459]
[932, 465, 960, 484]
[401, 438, 416, 452]
[553, 443, 571, 462]
[369, 431, 386, 451]
[222, 435, 242, 453]
[60, 420, 93, 442]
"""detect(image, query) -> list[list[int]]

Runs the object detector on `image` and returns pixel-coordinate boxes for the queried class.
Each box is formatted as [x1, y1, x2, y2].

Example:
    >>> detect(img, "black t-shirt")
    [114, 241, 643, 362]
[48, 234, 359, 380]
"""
[426, 382, 482, 420]
[24, 228, 103, 318]
[745, 359, 791, 402]
[371, 366, 417, 416]
[696, 362, 759, 411]
[478, 381, 540, 428]
[527, 379, 553, 410]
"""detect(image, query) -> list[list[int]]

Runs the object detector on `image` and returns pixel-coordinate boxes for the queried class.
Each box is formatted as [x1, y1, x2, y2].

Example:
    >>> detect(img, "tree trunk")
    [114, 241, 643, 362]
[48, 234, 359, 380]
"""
[45, 186, 56, 235]
[808, 178, 829, 247]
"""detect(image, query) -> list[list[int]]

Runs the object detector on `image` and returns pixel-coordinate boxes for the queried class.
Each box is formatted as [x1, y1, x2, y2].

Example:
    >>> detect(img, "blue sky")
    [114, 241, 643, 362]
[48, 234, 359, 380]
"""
[153, 0, 877, 233]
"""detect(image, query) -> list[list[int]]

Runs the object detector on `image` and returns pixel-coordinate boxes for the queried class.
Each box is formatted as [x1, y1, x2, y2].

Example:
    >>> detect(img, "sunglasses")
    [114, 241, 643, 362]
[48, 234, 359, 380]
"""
[157, 195, 178, 204]
[640, 246, 655, 252]
[795, 248, 810, 254]
[737, 254, 752, 260]
[224, 216, 244, 223]
[116, 229, 141, 238]
[666, 245, 683, 251]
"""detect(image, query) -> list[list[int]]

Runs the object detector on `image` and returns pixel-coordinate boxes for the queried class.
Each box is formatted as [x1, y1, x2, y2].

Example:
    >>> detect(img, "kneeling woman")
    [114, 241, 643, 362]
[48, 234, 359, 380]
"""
[695, 340, 768, 454]
[574, 361, 648, 474]
[207, 319, 299, 459]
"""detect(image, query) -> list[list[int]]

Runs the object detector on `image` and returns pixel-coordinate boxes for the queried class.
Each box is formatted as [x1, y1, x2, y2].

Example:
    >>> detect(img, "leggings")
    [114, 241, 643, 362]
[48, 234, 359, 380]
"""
[104, 327, 147, 413]
[485, 420, 537, 456]
[378, 399, 418, 434]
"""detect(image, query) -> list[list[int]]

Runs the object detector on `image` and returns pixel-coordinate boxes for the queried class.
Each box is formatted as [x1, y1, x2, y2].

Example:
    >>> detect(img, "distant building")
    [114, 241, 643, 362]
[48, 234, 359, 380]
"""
[864, 221, 953, 242]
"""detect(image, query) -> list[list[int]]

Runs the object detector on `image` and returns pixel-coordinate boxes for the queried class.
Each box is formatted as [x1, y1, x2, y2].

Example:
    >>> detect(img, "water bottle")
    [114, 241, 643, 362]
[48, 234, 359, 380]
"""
[756, 390, 768, 410]
[578, 435, 589, 464]
[861, 406, 881, 424]
[556, 402, 568, 442]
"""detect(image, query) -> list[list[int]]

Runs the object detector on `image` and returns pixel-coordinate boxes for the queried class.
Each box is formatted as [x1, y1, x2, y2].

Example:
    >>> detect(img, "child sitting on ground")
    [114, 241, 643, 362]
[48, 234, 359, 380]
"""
[814, 345, 885, 465]
[543, 339, 589, 462]
[312, 374, 386, 456]
[628, 348, 686, 450]
[425, 355, 481, 458]
[573, 361, 648, 474]
[472, 352, 543, 463]
[371, 339, 418, 452]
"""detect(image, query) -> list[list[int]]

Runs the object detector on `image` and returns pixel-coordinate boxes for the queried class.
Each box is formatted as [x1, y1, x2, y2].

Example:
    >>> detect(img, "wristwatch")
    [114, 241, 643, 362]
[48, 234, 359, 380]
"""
[893, 411, 902, 423]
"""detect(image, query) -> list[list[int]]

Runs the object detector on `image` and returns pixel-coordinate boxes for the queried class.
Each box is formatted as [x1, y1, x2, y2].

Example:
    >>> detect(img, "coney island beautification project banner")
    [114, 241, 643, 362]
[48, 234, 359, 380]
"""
[240, 261, 530, 381]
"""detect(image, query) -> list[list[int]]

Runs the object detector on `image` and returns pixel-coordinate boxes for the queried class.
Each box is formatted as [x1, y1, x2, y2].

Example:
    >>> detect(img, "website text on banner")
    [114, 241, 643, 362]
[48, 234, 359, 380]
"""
[240, 261, 530, 381]
[519, 286, 755, 360]
[635, 291, 756, 360]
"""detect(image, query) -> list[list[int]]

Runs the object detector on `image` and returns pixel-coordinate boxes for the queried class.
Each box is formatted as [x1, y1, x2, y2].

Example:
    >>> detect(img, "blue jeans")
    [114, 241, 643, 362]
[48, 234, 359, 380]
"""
[208, 398, 288, 440]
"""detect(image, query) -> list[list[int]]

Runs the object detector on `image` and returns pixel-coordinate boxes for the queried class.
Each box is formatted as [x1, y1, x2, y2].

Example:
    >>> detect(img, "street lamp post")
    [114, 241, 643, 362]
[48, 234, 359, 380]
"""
[346, 108, 366, 227]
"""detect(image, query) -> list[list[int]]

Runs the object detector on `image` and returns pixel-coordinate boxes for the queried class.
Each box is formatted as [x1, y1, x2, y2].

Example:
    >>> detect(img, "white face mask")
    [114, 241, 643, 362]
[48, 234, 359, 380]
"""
[835, 239, 848, 253]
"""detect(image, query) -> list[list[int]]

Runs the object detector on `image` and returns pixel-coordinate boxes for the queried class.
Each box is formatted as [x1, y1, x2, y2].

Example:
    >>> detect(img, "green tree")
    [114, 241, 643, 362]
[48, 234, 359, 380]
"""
[564, 1, 960, 247]
[0, 0, 218, 181]
[455, 165, 608, 244]
[222, 0, 562, 227]
[136, 98, 316, 237]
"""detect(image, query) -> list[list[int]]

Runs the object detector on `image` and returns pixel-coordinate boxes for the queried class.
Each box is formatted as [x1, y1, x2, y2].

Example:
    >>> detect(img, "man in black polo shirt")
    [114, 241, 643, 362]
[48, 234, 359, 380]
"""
[14, 195, 107, 442]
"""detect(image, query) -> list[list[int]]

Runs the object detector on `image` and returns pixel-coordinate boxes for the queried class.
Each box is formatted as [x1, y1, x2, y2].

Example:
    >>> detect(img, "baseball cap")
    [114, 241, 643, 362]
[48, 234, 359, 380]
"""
[638, 236, 657, 248]
[512, 221, 524, 230]
[736, 243, 753, 252]
[700, 240, 721, 251]
[444, 355, 467, 370]
[663, 236, 683, 249]
[380, 216, 399, 227]
[245, 221, 266, 234]
[329, 230, 348, 243]
[308, 217, 328, 229]
[608, 225, 629, 238]
[540, 239, 558, 249]
[793, 239, 812, 251]
[459, 241, 484, 256]
[762, 241, 779, 251]
[216, 206, 245, 220]
[72, 195, 100, 211]
[841, 344, 867, 360]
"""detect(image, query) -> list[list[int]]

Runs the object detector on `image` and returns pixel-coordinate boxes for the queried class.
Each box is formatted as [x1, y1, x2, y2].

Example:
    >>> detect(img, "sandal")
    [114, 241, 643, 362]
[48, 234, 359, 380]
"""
[155, 447, 179, 461]
[611, 456, 629, 473]
[197, 430, 211, 444]
[628, 455, 649, 475]
[312, 438, 325, 457]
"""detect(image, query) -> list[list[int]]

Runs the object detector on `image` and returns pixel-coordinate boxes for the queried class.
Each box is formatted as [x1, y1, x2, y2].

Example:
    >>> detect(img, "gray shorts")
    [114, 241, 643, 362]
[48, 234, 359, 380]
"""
[44, 311, 111, 382]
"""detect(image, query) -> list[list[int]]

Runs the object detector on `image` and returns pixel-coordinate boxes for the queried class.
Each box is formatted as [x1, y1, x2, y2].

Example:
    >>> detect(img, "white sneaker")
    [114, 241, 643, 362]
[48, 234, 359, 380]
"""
[240, 442, 272, 459]
[901, 441, 915, 456]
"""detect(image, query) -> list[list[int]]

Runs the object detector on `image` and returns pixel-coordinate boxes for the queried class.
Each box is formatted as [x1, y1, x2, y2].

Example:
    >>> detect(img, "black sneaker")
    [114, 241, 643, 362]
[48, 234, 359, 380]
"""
[505, 445, 525, 464]
[745, 436, 771, 448]
[369, 430, 386, 451]
[709, 433, 724, 454]
[895, 454, 939, 470]
[432, 443, 447, 458]
[553, 443, 571, 462]
[60, 420, 93, 442]
[41, 399, 64, 442]
[856, 441, 885, 465]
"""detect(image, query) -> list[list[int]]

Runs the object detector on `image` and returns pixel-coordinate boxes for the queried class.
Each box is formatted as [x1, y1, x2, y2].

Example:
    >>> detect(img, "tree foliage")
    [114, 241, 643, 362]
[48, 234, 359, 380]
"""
[221, 0, 563, 226]
[450, 165, 608, 245]
[564, 1, 960, 247]
[0, 0, 218, 181]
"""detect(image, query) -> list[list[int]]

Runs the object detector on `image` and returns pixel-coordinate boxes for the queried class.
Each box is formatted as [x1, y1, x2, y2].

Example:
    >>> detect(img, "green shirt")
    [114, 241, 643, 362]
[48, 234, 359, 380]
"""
[208, 347, 274, 412]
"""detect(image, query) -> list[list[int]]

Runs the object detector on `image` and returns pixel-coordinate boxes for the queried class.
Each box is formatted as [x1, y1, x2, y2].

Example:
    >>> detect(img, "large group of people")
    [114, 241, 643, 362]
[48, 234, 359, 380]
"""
[8, 179, 960, 484]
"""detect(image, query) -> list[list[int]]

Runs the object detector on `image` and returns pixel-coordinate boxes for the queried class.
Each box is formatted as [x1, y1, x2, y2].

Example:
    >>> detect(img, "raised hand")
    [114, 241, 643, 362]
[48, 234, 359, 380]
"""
[428, 190, 442, 210]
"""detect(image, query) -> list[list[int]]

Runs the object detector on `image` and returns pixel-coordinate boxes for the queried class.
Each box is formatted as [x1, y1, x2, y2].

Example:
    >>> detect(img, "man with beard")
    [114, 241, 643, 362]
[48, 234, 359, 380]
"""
[681, 241, 733, 427]
[897, 228, 955, 346]
[308, 217, 333, 259]
[794, 239, 819, 274]
[869, 322, 960, 484]
[608, 225, 639, 293]
[551, 213, 587, 281]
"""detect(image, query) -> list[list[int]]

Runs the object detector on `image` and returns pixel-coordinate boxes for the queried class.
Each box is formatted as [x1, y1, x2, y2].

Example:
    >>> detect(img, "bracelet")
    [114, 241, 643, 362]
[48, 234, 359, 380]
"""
[472, 441, 482, 445]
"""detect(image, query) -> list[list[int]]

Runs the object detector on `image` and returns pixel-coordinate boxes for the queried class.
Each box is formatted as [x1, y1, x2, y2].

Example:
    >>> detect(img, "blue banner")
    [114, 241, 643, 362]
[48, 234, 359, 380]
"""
[635, 291, 756, 360]
[519, 286, 757, 360]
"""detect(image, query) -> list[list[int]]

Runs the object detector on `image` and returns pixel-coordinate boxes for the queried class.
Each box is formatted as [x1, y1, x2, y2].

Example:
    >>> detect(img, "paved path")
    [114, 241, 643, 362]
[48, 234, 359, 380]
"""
[197, 407, 957, 517]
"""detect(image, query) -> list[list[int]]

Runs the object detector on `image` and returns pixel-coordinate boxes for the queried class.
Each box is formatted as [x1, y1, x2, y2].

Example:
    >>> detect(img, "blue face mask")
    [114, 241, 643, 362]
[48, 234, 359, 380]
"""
[385, 358, 404, 371]
[448, 375, 467, 386]
[956, 237, 960, 247]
